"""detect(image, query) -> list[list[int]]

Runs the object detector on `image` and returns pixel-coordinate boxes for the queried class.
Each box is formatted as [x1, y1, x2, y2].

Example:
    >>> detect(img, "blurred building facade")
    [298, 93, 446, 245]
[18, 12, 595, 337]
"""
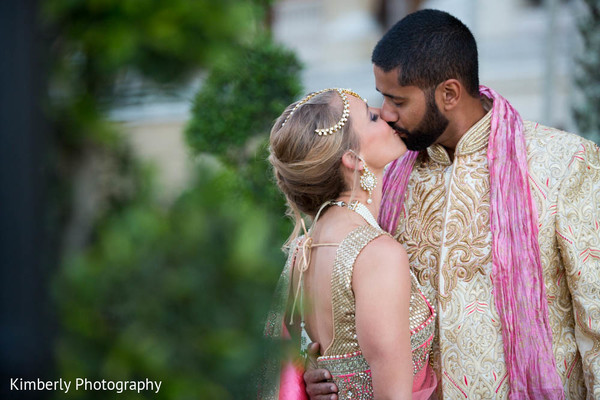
[272, 0, 579, 128]
[115, 0, 583, 192]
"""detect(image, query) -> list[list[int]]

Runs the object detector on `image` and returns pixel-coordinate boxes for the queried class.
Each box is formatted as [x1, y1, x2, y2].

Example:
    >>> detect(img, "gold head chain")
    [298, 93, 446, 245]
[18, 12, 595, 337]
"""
[281, 88, 365, 135]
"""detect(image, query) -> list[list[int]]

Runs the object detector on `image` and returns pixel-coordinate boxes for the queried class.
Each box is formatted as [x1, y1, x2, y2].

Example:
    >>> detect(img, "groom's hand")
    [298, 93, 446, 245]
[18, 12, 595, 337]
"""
[304, 342, 338, 400]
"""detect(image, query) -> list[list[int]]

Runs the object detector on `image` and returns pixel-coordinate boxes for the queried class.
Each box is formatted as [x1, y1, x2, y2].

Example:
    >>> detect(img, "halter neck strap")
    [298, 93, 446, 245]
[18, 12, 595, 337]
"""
[288, 200, 379, 326]
[289, 200, 341, 325]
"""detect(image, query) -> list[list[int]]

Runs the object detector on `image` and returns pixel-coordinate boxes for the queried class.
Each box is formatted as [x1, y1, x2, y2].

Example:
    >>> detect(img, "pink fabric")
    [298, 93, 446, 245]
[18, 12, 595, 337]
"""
[279, 361, 307, 400]
[412, 364, 437, 400]
[378, 86, 564, 399]
[278, 324, 308, 400]
[483, 86, 563, 399]
[380, 150, 419, 234]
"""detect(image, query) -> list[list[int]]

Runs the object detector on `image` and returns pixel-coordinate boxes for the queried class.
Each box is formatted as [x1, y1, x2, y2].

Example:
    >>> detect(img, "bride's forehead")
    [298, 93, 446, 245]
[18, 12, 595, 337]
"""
[346, 90, 367, 104]
[347, 95, 368, 113]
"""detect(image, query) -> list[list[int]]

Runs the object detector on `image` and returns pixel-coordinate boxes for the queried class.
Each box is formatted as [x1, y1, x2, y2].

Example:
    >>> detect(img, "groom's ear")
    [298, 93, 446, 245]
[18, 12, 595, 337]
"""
[437, 79, 461, 111]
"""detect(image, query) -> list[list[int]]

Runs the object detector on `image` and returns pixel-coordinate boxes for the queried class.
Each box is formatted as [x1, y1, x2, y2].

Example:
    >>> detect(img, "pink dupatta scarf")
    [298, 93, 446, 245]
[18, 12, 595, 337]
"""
[379, 86, 564, 399]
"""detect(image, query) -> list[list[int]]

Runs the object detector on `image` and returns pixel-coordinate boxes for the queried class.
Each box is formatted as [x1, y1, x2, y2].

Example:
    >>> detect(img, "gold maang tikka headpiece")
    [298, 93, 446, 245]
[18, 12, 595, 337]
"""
[281, 88, 366, 136]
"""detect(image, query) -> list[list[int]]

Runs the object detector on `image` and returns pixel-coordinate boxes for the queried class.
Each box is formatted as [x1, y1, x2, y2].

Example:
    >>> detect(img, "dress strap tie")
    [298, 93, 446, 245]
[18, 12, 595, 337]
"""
[288, 202, 340, 325]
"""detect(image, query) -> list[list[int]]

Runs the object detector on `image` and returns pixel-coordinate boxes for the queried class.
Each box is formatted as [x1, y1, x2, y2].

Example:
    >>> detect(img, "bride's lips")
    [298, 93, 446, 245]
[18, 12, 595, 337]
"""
[388, 122, 409, 138]
[394, 128, 408, 139]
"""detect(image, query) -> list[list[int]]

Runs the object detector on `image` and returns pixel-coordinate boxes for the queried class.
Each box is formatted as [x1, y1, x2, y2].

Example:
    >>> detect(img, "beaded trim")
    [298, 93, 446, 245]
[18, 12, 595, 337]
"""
[317, 351, 370, 375]
[281, 88, 364, 135]
[409, 290, 436, 335]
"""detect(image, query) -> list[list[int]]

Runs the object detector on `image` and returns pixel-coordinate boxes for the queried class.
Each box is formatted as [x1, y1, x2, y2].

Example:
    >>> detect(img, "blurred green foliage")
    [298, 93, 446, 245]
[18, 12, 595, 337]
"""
[46, 0, 302, 398]
[43, 0, 259, 87]
[43, 0, 263, 151]
[42, 0, 266, 240]
[186, 36, 302, 164]
[56, 161, 287, 399]
[186, 35, 302, 227]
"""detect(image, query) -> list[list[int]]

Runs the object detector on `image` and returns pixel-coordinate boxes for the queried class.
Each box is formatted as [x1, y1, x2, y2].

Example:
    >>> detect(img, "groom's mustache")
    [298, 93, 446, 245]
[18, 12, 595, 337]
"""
[388, 122, 411, 137]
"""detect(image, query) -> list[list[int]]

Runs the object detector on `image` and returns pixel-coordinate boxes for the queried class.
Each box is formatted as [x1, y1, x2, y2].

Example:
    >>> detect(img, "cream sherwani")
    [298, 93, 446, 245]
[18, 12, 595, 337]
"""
[395, 109, 600, 399]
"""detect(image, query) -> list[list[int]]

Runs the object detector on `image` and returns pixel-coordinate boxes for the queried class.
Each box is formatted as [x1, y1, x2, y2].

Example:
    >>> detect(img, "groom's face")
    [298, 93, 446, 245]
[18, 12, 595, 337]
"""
[374, 66, 448, 151]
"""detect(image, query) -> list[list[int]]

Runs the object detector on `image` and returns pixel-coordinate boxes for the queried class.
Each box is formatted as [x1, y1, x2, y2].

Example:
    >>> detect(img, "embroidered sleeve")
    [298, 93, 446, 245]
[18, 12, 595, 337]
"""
[556, 140, 600, 398]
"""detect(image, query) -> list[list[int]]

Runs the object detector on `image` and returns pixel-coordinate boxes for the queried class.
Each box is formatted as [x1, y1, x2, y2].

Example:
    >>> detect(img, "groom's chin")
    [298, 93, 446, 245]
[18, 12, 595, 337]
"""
[405, 141, 428, 152]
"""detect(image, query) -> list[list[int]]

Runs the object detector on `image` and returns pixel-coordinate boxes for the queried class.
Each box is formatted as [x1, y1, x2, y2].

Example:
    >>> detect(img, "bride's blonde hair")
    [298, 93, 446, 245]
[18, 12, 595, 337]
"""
[269, 90, 360, 245]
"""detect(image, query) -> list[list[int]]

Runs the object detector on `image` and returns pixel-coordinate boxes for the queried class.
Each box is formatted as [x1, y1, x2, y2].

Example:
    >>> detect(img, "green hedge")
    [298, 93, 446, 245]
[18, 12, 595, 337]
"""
[51, 0, 304, 395]
[56, 161, 288, 399]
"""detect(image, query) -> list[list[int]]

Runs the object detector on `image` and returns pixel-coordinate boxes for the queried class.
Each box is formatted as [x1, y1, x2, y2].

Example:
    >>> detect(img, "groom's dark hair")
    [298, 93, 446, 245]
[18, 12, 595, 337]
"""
[372, 9, 480, 98]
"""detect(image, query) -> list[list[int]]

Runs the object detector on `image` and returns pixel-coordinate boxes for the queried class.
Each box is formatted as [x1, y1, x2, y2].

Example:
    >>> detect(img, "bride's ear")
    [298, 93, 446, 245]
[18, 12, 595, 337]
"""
[341, 151, 363, 171]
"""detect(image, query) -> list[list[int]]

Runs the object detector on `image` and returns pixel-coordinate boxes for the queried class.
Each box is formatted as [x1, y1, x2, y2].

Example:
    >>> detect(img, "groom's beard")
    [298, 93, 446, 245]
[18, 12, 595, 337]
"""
[392, 94, 449, 152]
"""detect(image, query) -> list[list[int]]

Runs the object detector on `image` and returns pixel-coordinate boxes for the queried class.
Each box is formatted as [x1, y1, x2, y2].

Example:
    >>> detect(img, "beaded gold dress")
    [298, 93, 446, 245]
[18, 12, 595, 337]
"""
[260, 204, 437, 400]
[305, 224, 436, 399]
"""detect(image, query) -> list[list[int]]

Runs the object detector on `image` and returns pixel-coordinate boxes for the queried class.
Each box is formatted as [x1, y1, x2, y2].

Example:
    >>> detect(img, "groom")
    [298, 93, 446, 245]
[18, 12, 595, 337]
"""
[304, 9, 600, 400]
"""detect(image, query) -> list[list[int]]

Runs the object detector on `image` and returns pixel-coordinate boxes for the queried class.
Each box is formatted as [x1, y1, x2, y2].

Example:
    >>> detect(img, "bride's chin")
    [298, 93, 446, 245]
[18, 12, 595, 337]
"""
[396, 144, 408, 158]
[383, 153, 405, 167]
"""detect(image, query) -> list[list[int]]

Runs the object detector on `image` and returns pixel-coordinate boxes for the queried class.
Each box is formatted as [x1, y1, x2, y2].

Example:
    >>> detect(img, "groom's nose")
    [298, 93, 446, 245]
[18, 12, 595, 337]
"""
[380, 99, 399, 124]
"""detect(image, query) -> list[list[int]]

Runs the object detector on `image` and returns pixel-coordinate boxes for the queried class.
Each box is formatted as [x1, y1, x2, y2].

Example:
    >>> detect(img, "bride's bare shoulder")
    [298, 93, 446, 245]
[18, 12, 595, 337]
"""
[354, 234, 409, 276]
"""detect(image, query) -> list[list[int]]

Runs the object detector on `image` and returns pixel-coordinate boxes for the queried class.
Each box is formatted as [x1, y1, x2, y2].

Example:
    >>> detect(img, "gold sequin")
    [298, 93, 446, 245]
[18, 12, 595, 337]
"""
[316, 225, 436, 398]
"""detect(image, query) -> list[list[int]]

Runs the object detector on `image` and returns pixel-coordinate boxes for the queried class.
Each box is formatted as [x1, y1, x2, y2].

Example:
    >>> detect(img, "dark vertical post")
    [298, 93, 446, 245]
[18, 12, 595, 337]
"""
[0, 0, 55, 398]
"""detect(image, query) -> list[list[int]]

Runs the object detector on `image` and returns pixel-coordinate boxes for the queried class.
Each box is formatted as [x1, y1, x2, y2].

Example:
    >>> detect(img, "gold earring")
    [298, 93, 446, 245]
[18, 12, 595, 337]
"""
[360, 163, 377, 204]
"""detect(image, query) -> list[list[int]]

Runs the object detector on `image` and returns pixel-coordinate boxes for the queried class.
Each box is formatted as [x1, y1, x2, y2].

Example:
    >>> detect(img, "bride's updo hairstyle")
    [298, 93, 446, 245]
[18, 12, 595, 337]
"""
[269, 89, 362, 242]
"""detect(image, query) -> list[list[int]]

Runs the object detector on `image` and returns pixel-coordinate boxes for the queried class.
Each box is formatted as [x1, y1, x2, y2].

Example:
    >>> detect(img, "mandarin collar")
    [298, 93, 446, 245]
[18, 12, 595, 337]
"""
[426, 102, 493, 165]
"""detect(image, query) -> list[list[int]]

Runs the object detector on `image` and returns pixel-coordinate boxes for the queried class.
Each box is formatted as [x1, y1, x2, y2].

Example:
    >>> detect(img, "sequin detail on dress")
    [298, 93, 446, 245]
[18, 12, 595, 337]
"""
[316, 225, 435, 398]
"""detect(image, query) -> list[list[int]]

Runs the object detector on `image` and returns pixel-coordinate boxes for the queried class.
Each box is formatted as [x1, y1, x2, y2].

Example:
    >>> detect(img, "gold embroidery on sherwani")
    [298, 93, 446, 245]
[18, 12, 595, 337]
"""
[395, 114, 599, 399]
[437, 152, 490, 309]
[398, 110, 509, 398]
[522, 122, 600, 399]
[454, 111, 492, 155]
[396, 155, 446, 299]
[551, 131, 600, 399]
[430, 111, 492, 311]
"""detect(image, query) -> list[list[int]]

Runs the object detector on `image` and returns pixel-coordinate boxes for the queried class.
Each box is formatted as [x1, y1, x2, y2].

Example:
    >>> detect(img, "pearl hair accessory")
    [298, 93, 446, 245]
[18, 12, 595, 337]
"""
[281, 88, 365, 135]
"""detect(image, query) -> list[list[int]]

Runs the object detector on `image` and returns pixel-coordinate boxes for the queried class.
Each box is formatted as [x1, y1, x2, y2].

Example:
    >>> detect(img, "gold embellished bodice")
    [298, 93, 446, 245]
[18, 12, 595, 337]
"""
[316, 225, 435, 399]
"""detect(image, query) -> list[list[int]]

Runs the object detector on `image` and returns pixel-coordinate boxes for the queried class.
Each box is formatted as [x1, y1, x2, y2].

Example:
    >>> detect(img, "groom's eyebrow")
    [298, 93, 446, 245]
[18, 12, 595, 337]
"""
[376, 88, 406, 101]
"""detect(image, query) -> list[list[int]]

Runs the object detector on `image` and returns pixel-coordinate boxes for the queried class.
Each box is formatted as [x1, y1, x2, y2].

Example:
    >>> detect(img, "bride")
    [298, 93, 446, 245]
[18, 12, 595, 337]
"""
[262, 88, 436, 399]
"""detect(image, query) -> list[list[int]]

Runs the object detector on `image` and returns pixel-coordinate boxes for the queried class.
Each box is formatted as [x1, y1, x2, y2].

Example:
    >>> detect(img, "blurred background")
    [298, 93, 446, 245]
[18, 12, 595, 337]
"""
[1, 0, 598, 399]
